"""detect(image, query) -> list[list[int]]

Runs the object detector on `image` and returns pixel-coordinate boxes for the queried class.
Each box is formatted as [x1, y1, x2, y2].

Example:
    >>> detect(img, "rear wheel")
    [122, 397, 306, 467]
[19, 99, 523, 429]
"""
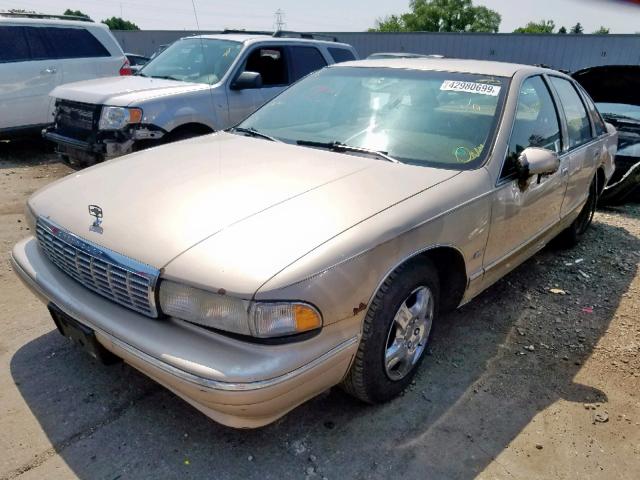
[342, 260, 439, 403]
[557, 175, 598, 247]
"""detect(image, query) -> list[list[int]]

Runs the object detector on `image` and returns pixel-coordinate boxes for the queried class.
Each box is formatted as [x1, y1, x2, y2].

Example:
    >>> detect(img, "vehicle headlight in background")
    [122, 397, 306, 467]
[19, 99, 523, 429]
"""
[159, 281, 322, 338]
[98, 106, 143, 130]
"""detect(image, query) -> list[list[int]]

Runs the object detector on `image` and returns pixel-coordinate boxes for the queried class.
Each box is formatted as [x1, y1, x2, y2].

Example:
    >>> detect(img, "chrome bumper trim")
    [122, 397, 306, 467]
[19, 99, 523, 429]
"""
[11, 252, 358, 392]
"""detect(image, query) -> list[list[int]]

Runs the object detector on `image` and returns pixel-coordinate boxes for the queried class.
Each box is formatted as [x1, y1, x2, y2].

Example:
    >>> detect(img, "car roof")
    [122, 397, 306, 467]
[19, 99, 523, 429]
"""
[0, 16, 107, 29]
[333, 57, 556, 77]
[184, 33, 353, 49]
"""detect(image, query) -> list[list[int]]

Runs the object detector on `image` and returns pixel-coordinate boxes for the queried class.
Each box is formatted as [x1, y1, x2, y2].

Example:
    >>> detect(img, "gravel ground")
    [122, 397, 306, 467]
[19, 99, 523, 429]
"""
[0, 140, 638, 480]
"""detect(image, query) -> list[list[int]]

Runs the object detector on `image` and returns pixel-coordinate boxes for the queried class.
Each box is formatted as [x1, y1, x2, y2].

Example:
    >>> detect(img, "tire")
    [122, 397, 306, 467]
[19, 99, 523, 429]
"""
[342, 259, 440, 404]
[557, 175, 598, 247]
[164, 128, 210, 144]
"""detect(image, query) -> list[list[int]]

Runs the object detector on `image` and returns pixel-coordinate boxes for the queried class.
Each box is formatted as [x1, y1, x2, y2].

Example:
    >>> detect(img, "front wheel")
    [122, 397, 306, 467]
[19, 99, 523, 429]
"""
[342, 260, 439, 403]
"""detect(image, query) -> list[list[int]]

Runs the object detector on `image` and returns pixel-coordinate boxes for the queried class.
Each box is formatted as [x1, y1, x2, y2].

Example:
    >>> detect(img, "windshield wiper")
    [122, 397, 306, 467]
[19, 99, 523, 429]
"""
[296, 140, 399, 163]
[149, 75, 181, 81]
[603, 113, 640, 124]
[227, 127, 279, 142]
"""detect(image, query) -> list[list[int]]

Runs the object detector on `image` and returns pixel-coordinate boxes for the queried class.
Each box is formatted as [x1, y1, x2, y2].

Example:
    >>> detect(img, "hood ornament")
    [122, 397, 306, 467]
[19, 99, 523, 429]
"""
[88, 204, 103, 233]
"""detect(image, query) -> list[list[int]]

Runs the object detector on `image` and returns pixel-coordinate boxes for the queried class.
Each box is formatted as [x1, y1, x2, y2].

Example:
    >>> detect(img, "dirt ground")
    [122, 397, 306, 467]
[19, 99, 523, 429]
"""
[0, 140, 638, 480]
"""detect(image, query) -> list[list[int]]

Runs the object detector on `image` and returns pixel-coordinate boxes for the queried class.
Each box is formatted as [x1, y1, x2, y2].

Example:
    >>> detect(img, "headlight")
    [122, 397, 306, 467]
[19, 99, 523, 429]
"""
[98, 106, 143, 130]
[159, 281, 322, 338]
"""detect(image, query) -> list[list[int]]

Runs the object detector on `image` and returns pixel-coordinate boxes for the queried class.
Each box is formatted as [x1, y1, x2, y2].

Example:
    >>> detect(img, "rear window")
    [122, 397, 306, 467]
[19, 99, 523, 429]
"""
[290, 46, 327, 81]
[0, 26, 30, 63]
[328, 47, 355, 64]
[42, 27, 110, 59]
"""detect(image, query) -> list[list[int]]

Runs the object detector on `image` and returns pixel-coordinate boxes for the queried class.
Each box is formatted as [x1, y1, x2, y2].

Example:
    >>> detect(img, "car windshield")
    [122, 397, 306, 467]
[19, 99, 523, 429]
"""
[139, 38, 242, 85]
[239, 67, 508, 169]
[596, 102, 640, 122]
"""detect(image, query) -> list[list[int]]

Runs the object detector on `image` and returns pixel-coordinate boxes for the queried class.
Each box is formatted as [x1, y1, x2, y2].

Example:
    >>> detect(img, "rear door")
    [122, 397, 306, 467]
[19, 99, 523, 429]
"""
[547, 76, 597, 217]
[0, 25, 61, 130]
[41, 26, 113, 85]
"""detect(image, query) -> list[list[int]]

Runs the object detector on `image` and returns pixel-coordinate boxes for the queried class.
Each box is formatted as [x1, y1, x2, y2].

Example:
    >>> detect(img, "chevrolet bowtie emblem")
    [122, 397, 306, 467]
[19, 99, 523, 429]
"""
[88, 204, 103, 228]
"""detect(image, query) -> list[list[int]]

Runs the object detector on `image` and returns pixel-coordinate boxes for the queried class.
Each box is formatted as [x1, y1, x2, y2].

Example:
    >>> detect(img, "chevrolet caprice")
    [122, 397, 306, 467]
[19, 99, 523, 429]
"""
[12, 59, 617, 428]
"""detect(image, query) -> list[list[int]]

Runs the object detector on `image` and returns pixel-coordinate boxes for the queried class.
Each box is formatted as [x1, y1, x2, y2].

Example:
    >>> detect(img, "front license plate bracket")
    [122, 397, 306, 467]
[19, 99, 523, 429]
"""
[48, 303, 120, 365]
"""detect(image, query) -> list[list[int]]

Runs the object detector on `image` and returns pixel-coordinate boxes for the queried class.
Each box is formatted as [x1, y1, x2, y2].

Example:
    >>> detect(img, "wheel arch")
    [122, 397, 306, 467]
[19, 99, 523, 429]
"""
[371, 245, 468, 314]
[167, 122, 214, 139]
[596, 166, 606, 196]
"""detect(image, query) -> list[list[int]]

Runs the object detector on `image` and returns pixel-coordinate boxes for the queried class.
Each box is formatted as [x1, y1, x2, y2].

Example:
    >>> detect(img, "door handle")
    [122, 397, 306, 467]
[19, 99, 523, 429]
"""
[41, 67, 57, 74]
[561, 166, 569, 176]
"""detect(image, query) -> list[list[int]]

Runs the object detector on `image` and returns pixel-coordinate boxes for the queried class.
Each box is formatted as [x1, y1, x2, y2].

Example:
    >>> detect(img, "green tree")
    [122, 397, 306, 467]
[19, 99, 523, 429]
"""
[558, 26, 567, 34]
[370, 0, 501, 33]
[101, 16, 140, 30]
[570, 22, 584, 34]
[63, 9, 91, 20]
[593, 26, 610, 34]
[513, 19, 555, 34]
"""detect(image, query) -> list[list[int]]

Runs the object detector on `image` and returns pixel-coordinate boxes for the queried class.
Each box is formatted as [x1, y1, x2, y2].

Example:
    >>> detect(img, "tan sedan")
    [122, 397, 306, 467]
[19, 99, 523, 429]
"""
[12, 58, 616, 428]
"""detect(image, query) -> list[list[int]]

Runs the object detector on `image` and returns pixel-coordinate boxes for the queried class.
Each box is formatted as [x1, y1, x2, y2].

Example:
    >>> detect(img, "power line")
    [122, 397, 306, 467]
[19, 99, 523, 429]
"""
[274, 8, 285, 32]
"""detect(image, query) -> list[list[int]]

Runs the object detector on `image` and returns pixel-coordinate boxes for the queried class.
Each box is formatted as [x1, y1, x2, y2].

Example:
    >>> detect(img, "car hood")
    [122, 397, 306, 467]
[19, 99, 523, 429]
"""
[50, 75, 209, 106]
[29, 133, 459, 294]
[572, 65, 640, 106]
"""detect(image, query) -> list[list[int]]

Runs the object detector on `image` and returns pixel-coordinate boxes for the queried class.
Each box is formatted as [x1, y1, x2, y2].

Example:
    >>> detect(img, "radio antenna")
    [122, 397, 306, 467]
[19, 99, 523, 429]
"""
[190, 0, 201, 31]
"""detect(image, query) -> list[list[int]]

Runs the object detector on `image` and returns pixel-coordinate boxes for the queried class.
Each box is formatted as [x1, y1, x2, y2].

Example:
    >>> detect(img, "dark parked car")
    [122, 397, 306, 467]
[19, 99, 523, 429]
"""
[573, 65, 640, 205]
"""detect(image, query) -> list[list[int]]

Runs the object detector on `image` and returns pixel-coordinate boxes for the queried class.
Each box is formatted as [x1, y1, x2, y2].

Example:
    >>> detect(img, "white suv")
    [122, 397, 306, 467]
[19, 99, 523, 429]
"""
[0, 13, 129, 140]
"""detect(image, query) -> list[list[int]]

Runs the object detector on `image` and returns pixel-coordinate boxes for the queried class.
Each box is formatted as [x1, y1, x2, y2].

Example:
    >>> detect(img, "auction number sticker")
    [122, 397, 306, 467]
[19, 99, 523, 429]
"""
[440, 80, 501, 96]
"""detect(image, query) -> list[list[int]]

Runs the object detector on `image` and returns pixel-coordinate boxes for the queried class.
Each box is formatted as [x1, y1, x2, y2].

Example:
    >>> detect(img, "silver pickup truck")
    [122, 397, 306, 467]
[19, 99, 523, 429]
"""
[43, 32, 357, 165]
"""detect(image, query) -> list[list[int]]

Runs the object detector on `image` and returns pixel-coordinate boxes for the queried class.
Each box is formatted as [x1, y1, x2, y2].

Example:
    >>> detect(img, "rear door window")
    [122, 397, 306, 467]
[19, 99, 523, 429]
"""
[24, 27, 53, 61]
[290, 46, 327, 81]
[549, 76, 593, 149]
[503, 76, 561, 178]
[0, 26, 30, 63]
[42, 27, 110, 59]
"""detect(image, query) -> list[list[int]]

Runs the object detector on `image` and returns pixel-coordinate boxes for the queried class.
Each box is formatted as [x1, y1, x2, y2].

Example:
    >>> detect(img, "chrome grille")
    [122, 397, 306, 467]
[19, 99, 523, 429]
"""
[36, 218, 159, 317]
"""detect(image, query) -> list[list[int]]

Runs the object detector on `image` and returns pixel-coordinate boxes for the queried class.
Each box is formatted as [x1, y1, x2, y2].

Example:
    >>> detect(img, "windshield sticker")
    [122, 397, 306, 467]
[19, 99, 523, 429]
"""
[454, 144, 485, 163]
[441, 80, 501, 96]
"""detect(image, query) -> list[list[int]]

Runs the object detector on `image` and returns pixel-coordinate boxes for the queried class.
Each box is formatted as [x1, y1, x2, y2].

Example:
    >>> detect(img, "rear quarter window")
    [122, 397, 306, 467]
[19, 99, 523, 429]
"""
[0, 26, 30, 63]
[328, 47, 355, 64]
[42, 27, 110, 59]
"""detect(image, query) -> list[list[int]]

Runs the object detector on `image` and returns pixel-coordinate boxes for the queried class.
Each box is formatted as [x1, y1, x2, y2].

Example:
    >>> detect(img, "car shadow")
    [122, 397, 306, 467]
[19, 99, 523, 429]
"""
[8, 218, 639, 480]
[0, 138, 57, 168]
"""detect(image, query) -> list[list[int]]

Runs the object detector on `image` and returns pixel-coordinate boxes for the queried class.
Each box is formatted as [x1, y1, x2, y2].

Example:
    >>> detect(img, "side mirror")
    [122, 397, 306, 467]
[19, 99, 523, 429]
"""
[231, 71, 263, 90]
[516, 147, 560, 178]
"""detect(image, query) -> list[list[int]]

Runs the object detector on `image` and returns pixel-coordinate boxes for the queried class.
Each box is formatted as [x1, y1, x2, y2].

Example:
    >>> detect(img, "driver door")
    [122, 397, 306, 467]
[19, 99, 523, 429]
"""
[482, 75, 568, 287]
[227, 45, 290, 125]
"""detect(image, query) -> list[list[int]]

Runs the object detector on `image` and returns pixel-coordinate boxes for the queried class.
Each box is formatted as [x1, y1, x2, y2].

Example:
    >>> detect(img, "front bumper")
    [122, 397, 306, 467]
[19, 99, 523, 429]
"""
[11, 236, 360, 428]
[43, 126, 164, 164]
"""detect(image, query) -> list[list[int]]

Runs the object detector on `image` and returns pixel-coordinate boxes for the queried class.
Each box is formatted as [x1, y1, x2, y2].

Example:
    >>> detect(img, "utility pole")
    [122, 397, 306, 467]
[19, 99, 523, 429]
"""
[274, 9, 285, 32]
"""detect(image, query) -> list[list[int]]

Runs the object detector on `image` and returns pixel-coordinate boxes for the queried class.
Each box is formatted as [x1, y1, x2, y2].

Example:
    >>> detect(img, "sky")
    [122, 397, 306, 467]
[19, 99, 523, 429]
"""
[1, 0, 639, 33]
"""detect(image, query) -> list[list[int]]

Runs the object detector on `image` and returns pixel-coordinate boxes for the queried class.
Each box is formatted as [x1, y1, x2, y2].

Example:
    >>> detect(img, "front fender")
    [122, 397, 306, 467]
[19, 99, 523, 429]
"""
[254, 170, 493, 325]
[137, 89, 225, 132]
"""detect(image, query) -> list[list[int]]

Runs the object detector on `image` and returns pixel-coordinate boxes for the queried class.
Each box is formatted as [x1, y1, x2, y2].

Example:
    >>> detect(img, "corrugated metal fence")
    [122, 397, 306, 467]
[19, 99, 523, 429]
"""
[113, 30, 640, 71]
